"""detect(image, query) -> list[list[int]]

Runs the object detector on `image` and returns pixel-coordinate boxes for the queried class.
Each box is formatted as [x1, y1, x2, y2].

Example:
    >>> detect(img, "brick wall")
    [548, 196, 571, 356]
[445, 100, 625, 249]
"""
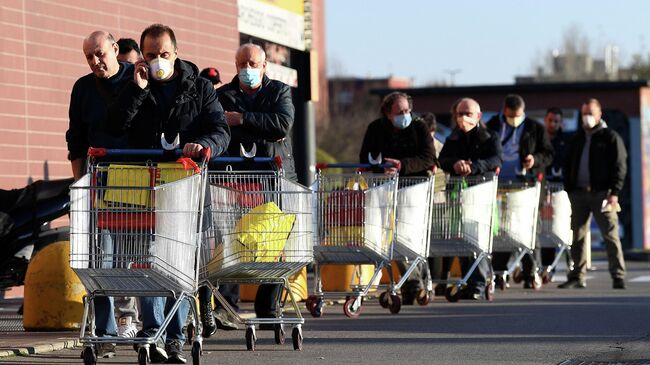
[0, 0, 239, 188]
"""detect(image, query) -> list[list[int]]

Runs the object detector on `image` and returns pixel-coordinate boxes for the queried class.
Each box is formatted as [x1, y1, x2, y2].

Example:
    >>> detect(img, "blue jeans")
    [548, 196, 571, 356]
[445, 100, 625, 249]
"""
[94, 296, 117, 336]
[140, 296, 190, 343]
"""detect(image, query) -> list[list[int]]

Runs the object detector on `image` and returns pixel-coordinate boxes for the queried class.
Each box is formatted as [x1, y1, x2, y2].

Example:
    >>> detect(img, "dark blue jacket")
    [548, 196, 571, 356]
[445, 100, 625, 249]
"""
[216, 75, 296, 180]
[66, 62, 133, 161]
[112, 58, 230, 159]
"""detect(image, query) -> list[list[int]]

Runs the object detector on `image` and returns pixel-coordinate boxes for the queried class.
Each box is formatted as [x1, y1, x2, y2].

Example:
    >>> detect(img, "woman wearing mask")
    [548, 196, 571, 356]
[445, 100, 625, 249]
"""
[358, 91, 437, 304]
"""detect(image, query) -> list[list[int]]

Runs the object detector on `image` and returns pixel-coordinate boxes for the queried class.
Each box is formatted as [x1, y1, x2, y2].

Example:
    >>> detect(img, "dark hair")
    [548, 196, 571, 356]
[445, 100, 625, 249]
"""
[117, 38, 140, 56]
[503, 94, 525, 111]
[380, 92, 413, 117]
[419, 112, 437, 132]
[140, 24, 177, 52]
[585, 98, 601, 108]
[545, 107, 563, 117]
[199, 67, 221, 85]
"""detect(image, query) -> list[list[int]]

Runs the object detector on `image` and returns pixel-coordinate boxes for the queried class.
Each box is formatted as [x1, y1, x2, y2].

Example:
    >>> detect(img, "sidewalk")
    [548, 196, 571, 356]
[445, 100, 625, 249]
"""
[0, 297, 79, 358]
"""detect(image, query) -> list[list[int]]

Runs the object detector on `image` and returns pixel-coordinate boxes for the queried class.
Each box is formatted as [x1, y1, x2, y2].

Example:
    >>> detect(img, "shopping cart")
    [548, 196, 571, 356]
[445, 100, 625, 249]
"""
[537, 181, 573, 284]
[307, 162, 398, 318]
[70, 148, 209, 365]
[429, 174, 499, 302]
[492, 177, 542, 290]
[377, 174, 436, 308]
[199, 156, 313, 351]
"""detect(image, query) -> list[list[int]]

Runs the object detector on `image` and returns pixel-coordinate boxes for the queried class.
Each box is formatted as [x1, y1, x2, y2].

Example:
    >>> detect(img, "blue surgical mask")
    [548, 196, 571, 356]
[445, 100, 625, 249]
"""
[239, 67, 262, 88]
[392, 113, 412, 129]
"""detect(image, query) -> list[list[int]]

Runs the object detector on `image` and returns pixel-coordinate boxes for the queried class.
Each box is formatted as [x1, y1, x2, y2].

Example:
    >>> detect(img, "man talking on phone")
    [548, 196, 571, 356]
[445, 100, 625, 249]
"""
[111, 23, 229, 364]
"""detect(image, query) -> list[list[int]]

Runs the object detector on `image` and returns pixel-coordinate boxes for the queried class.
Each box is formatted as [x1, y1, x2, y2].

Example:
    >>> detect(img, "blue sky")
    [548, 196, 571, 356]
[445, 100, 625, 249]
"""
[326, 0, 650, 86]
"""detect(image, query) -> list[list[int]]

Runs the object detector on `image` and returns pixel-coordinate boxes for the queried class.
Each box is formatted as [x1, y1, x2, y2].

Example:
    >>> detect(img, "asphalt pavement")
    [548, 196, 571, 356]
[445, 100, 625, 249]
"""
[2, 258, 650, 365]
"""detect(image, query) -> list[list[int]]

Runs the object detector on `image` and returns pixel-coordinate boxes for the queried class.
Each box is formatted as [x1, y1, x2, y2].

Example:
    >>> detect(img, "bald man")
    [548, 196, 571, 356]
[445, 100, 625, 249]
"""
[438, 98, 502, 299]
[65, 30, 136, 359]
[209, 42, 296, 331]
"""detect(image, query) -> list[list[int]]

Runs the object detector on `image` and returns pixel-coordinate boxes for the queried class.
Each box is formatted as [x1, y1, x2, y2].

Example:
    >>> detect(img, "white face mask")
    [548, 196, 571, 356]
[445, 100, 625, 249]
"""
[458, 115, 478, 132]
[149, 57, 174, 81]
[506, 115, 524, 127]
[582, 115, 598, 129]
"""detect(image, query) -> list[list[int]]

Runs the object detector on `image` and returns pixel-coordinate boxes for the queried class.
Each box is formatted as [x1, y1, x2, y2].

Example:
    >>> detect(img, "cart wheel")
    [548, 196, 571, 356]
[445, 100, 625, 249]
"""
[512, 267, 523, 283]
[187, 322, 195, 344]
[541, 270, 552, 284]
[274, 324, 285, 345]
[191, 341, 201, 365]
[444, 286, 462, 303]
[292, 326, 303, 351]
[388, 294, 401, 314]
[495, 274, 507, 291]
[378, 291, 390, 308]
[306, 295, 323, 318]
[485, 281, 495, 302]
[138, 347, 149, 365]
[343, 296, 363, 318]
[82, 346, 96, 365]
[416, 289, 431, 306]
[245, 327, 256, 351]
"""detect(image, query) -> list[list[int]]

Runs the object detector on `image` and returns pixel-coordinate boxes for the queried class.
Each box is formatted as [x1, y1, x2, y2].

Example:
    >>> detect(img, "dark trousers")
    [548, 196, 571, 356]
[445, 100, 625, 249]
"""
[428, 256, 489, 289]
[199, 284, 240, 312]
[395, 261, 423, 293]
[200, 283, 280, 317]
[567, 190, 625, 281]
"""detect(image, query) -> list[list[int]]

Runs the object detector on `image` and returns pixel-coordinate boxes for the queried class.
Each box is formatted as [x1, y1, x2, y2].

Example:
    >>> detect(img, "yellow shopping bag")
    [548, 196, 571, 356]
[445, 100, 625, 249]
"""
[233, 202, 296, 263]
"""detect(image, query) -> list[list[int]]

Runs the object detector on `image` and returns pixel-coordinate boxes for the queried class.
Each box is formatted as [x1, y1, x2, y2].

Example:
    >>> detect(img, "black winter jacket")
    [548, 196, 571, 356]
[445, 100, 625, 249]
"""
[546, 130, 573, 181]
[563, 124, 627, 196]
[359, 117, 436, 176]
[66, 62, 133, 161]
[486, 115, 554, 176]
[112, 58, 230, 159]
[438, 125, 502, 176]
[216, 75, 296, 180]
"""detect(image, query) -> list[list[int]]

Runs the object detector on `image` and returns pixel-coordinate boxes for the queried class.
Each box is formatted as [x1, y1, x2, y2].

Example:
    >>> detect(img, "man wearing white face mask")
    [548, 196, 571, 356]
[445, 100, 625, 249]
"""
[112, 23, 230, 364]
[359, 91, 436, 304]
[486, 94, 554, 289]
[438, 98, 502, 299]
[559, 98, 627, 290]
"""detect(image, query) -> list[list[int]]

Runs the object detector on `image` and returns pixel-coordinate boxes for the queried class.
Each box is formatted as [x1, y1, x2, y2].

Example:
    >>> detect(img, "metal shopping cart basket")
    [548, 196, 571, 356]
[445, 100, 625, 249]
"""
[199, 156, 313, 351]
[537, 181, 573, 284]
[492, 177, 542, 290]
[70, 148, 209, 365]
[429, 174, 499, 302]
[307, 162, 398, 318]
[376, 174, 436, 309]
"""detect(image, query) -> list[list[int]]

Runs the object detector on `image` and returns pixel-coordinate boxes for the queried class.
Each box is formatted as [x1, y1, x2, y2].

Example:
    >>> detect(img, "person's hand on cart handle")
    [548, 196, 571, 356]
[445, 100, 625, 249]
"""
[453, 160, 472, 176]
[522, 154, 535, 169]
[225, 111, 243, 127]
[183, 143, 205, 158]
[134, 60, 149, 89]
[383, 157, 401, 175]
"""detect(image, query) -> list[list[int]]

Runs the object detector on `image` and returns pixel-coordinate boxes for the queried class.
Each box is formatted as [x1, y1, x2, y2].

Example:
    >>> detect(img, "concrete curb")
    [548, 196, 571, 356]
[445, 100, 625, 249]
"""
[0, 338, 79, 358]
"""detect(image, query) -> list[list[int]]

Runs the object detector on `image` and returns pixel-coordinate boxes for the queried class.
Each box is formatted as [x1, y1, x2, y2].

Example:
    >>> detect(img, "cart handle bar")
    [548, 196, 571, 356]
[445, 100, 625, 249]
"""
[88, 147, 211, 160]
[209, 156, 283, 169]
[316, 162, 397, 170]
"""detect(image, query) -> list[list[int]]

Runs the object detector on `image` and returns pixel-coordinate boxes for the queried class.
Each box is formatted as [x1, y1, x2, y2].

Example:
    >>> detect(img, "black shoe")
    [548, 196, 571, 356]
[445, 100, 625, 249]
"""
[134, 329, 168, 363]
[401, 290, 416, 305]
[462, 286, 484, 300]
[523, 274, 541, 290]
[613, 278, 626, 289]
[165, 339, 187, 364]
[434, 283, 446, 296]
[200, 304, 217, 338]
[96, 343, 116, 358]
[214, 309, 239, 331]
[558, 279, 586, 289]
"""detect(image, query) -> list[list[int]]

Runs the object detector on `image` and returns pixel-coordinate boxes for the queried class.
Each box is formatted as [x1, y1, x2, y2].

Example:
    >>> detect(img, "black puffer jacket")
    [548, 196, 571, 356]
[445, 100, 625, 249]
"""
[112, 58, 230, 158]
[359, 117, 436, 176]
[563, 124, 627, 196]
[217, 75, 296, 180]
[438, 125, 502, 176]
[486, 115, 554, 176]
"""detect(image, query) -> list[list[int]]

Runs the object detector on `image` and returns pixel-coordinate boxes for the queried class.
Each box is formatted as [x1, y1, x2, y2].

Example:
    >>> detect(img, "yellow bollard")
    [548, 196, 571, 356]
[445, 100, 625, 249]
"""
[23, 241, 85, 331]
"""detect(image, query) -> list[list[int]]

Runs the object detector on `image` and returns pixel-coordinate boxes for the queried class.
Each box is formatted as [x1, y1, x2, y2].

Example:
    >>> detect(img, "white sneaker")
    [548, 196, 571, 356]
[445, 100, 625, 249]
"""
[117, 316, 137, 338]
